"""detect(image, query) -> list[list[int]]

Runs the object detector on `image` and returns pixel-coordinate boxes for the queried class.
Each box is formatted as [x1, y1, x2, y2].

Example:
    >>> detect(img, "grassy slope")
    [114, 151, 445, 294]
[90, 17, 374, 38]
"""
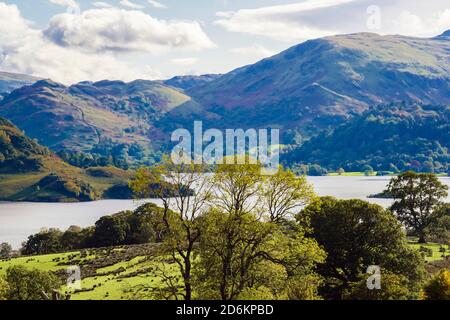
[0, 117, 133, 201]
[0, 244, 178, 300]
[407, 238, 450, 263]
[0, 240, 448, 300]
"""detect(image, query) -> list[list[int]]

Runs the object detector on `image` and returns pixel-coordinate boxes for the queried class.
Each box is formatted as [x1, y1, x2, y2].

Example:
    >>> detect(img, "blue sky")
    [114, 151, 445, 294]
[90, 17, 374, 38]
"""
[0, 0, 449, 83]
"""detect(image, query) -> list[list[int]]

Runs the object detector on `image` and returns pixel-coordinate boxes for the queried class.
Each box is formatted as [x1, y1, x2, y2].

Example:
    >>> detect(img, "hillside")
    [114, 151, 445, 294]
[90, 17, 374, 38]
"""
[158, 31, 450, 142]
[284, 103, 450, 174]
[163, 74, 221, 91]
[1, 31, 449, 169]
[0, 117, 132, 202]
[0, 71, 40, 100]
[0, 79, 193, 167]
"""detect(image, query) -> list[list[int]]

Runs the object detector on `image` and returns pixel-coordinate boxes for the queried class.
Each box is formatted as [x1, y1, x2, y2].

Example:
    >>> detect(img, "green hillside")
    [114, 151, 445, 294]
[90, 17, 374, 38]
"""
[0, 79, 192, 167]
[285, 103, 450, 174]
[0, 117, 132, 202]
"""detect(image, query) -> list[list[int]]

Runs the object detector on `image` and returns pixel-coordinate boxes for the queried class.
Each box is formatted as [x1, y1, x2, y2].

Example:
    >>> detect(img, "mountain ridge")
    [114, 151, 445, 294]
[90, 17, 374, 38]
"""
[0, 30, 449, 168]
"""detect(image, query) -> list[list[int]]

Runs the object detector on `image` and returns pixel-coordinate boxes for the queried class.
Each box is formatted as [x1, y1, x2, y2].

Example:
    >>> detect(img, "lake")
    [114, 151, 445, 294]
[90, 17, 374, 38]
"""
[1, 176, 449, 248]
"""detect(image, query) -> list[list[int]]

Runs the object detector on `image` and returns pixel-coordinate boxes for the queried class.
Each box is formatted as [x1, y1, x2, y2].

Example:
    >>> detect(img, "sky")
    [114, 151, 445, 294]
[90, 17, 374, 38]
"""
[0, 0, 449, 84]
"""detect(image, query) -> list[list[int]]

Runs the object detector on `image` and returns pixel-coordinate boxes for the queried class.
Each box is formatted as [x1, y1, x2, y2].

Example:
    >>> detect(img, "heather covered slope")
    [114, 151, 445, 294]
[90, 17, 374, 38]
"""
[176, 32, 450, 139]
[0, 79, 193, 166]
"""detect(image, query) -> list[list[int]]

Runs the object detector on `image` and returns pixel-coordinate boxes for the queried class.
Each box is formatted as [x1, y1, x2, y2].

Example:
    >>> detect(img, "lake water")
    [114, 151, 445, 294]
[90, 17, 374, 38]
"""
[1, 176, 449, 248]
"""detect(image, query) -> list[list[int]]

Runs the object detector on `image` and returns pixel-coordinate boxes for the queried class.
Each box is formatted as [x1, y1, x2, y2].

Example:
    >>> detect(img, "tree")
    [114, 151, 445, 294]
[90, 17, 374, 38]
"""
[0, 277, 8, 300]
[60, 226, 86, 250]
[421, 269, 450, 300]
[386, 171, 448, 243]
[21, 228, 63, 255]
[0, 242, 12, 259]
[337, 168, 345, 175]
[92, 215, 130, 247]
[129, 157, 213, 300]
[196, 162, 325, 300]
[424, 204, 450, 245]
[343, 270, 410, 300]
[286, 274, 323, 300]
[3, 266, 60, 300]
[261, 166, 316, 223]
[299, 197, 425, 300]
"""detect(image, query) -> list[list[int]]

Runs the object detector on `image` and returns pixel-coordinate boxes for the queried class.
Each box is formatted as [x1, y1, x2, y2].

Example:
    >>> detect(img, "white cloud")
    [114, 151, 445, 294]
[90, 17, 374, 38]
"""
[229, 44, 275, 60]
[92, 2, 113, 8]
[147, 0, 166, 9]
[215, 0, 450, 41]
[0, 3, 166, 84]
[49, 0, 78, 8]
[390, 9, 450, 37]
[43, 7, 215, 53]
[120, 0, 144, 9]
[171, 57, 198, 66]
[215, 0, 357, 41]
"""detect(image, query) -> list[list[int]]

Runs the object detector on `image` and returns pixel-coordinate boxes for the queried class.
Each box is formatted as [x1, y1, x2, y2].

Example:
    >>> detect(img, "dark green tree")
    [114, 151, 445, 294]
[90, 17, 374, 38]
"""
[92, 215, 130, 247]
[0, 242, 12, 259]
[299, 197, 425, 300]
[3, 265, 60, 300]
[21, 228, 63, 255]
[386, 171, 448, 243]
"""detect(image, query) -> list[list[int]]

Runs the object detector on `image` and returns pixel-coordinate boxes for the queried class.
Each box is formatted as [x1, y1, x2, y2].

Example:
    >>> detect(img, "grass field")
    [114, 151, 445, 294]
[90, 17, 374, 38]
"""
[0, 244, 179, 300]
[1, 240, 448, 300]
[407, 238, 450, 263]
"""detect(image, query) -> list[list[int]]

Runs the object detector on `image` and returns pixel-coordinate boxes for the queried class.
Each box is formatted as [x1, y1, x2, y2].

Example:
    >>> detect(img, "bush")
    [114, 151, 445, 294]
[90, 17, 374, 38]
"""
[421, 269, 450, 300]
[3, 265, 60, 300]
[419, 246, 433, 258]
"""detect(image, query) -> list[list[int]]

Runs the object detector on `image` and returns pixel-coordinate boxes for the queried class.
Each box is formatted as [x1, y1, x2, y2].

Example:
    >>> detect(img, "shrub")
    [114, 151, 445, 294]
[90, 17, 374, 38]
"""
[421, 269, 450, 300]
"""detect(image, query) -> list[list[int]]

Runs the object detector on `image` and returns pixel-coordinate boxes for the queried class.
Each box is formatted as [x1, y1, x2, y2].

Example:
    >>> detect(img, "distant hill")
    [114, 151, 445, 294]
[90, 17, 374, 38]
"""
[157, 32, 449, 142]
[284, 103, 450, 174]
[163, 74, 221, 91]
[0, 78, 193, 167]
[0, 71, 41, 100]
[1, 31, 449, 171]
[0, 117, 132, 202]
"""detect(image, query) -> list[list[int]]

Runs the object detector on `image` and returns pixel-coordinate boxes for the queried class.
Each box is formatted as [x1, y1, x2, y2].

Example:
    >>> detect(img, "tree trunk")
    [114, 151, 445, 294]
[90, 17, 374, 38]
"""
[184, 256, 192, 300]
[418, 233, 427, 244]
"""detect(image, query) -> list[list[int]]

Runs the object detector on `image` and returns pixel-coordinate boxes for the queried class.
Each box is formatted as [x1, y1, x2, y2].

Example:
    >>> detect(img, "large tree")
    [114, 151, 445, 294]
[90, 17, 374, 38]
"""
[299, 197, 425, 300]
[196, 162, 325, 300]
[129, 157, 213, 300]
[386, 171, 448, 243]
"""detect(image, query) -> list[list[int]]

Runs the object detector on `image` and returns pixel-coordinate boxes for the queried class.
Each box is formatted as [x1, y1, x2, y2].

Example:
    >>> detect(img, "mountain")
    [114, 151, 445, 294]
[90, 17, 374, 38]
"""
[158, 32, 449, 142]
[0, 71, 41, 100]
[0, 78, 193, 166]
[163, 74, 221, 91]
[1, 31, 449, 169]
[284, 103, 450, 174]
[0, 116, 132, 202]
